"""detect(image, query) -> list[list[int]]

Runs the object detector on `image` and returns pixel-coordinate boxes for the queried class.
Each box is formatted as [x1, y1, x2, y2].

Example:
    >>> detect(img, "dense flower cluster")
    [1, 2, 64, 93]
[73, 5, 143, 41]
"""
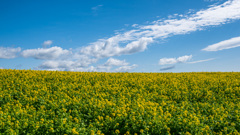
[0, 69, 240, 134]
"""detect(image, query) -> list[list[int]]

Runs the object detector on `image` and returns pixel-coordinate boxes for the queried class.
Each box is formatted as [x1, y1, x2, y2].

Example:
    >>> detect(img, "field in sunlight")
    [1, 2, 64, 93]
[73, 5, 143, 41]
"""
[0, 69, 240, 134]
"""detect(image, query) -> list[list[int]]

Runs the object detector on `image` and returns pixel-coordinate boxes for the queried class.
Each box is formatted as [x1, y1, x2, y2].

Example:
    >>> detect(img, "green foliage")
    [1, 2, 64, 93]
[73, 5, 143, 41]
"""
[0, 69, 240, 135]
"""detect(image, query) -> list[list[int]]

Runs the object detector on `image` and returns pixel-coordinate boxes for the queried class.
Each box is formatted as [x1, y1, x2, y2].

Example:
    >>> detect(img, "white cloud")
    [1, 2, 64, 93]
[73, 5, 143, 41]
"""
[159, 55, 192, 65]
[202, 36, 240, 51]
[204, 0, 223, 2]
[39, 62, 111, 72]
[0, 47, 21, 59]
[36, 50, 138, 72]
[144, 0, 240, 38]
[0, 67, 4, 69]
[25, 0, 240, 72]
[37, 53, 97, 71]
[177, 55, 193, 63]
[72, 58, 136, 72]
[121, 37, 153, 55]
[81, 34, 153, 58]
[21, 46, 71, 60]
[39, 61, 81, 71]
[39, 60, 75, 70]
[74, 65, 110, 72]
[187, 58, 215, 63]
[80, 0, 240, 59]
[92, 5, 103, 11]
[91, 5, 103, 16]
[38, 57, 97, 71]
[95, 65, 112, 72]
[104, 58, 128, 66]
[159, 56, 213, 69]
[159, 58, 178, 65]
[132, 24, 139, 27]
[115, 64, 138, 72]
[43, 40, 53, 47]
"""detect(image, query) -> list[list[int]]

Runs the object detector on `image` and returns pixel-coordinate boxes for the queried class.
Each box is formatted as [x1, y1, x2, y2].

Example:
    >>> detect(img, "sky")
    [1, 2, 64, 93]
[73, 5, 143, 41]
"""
[0, 0, 240, 72]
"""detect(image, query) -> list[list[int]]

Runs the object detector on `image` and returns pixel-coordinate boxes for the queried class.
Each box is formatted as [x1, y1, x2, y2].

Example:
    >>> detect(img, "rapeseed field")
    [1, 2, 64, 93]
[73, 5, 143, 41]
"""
[0, 69, 240, 135]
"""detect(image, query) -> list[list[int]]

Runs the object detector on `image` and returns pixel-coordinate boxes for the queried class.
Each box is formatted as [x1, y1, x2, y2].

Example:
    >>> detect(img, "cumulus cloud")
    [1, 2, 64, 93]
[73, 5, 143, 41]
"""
[38, 57, 97, 71]
[24, 0, 240, 72]
[0, 47, 21, 59]
[159, 55, 192, 65]
[39, 61, 112, 72]
[159, 58, 177, 65]
[202, 36, 240, 51]
[81, 37, 153, 58]
[43, 40, 53, 47]
[75, 58, 135, 72]
[121, 37, 153, 54]
[21, 46, 71, 60]
[0, 67, 4, 69]
[39, 60, 75, 70]
[80, 0, 240, 59]
[77, 65, 112, 72]
[104, 58, 128, 66]
[115, 64, 138, 72]
[177, 55, 193, 63]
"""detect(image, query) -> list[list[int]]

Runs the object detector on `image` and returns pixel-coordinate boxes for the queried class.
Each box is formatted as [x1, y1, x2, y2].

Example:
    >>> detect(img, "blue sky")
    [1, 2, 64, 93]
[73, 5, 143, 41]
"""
[1, 0, 240, 72]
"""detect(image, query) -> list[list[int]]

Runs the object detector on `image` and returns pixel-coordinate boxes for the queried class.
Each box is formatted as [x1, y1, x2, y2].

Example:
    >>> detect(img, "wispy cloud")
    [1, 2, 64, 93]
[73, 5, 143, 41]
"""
[160, 65, 175, 71]
[202, 36, 240, 51]
[187, 58, 215, 63]
[91, 5, 103, 15]
[92, 5, 103, 11]
[159, 55, 192, 65]
[204, 0, 223, 2]
[12, 0, 240, 72]
[42, 40, 53, 48]
[0, 47, 21, 59]
[80, 0, 240, 60]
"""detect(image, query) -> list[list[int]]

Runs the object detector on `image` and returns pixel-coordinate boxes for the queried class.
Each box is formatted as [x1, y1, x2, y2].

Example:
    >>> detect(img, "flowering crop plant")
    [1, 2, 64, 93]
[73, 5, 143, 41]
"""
[0, 69, 240, 135]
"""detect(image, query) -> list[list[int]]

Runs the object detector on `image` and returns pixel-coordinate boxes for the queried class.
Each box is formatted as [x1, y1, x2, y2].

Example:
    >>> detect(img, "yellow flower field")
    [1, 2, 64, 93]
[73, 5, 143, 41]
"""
[0, 69, 240, 134]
